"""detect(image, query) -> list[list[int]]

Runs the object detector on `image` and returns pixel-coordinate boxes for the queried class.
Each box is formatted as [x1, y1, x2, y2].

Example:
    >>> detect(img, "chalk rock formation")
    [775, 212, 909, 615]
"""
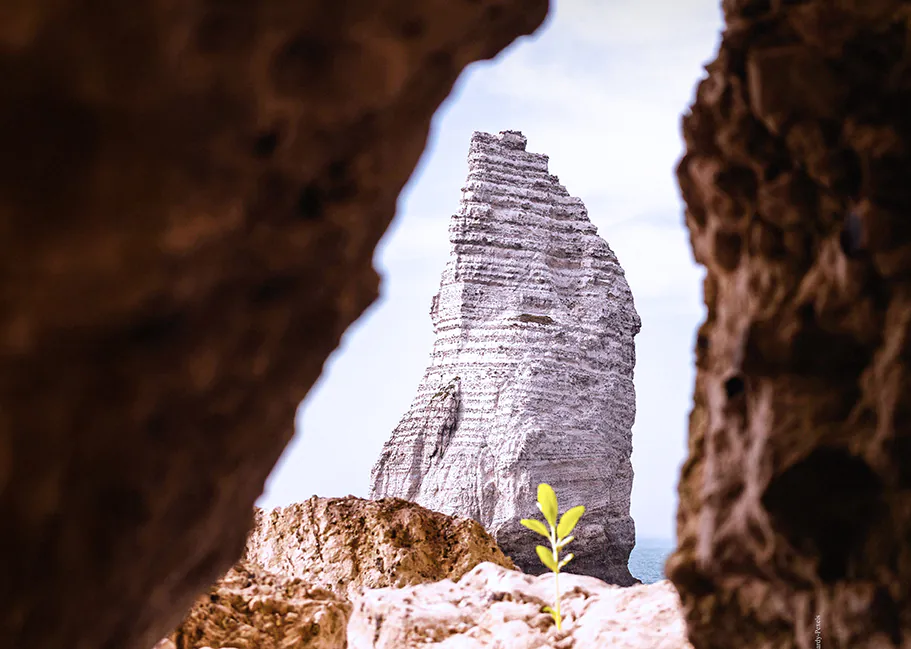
[158, 562, 350, 649]
[0, 3, 548, 649]
[243, 496, 516, 600]
[371, 131, 641, 585]
[348, 562, 691, 649]
[670, 2, 911, 648]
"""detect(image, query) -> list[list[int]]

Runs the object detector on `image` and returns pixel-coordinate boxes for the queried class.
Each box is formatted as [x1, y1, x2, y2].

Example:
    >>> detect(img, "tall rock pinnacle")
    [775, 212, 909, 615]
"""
[370, 130, 640, 585]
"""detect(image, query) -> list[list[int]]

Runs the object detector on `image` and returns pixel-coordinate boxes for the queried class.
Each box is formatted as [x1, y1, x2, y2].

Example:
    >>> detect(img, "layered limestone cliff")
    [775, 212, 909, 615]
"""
[371, 130, 640, 585]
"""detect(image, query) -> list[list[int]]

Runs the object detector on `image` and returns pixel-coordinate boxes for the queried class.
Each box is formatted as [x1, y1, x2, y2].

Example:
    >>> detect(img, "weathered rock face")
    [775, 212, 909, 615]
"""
[244, 496, 516, 600]
[670, 2, 911, 648]
[371, 130, 641, 585]
[158, 562, 350, 649]
[348, 562, 691, 649]
[158, 497, 512, 648]
[0, 4, 548, 649]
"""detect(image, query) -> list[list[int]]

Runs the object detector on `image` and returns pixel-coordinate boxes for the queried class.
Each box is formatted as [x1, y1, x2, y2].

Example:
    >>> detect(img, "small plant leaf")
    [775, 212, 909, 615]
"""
[558, 552, 575, 569]
[535, 502, 551, 529]
[520, 518, 551, 539]
[537, 483, 558, 527]
[536, 544, 559, 572]
[557, 505, 585, 539]
[556, 535, 575, 550]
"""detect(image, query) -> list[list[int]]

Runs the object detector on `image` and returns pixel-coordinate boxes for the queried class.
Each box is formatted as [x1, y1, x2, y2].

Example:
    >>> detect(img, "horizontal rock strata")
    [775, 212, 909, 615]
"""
[371, 130, 641, 584]
[348, 562, 691, 649]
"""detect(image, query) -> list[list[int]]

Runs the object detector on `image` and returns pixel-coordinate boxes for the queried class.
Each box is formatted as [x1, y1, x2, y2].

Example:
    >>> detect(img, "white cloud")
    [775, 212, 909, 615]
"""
[554, 0, 723, 49]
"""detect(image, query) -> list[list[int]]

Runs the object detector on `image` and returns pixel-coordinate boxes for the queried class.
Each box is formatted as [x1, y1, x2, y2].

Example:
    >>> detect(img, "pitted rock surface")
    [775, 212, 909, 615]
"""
[347, 562, 690, 649]
[371, 131, 640, 585]
[0, 3, 548, 649]
[671, 1, 911, 648]
[158, 562, 349, 649]
[243, 496, 516, 600]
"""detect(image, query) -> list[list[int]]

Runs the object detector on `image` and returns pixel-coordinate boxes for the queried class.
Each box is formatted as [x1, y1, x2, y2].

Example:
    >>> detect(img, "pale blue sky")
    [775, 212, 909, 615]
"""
[260, 0, 724, 540]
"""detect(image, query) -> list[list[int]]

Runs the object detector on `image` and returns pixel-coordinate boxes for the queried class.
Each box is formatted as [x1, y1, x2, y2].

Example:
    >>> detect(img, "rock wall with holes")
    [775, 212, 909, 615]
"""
[370, 131, 640, 585]
[669, 2, 911, 648]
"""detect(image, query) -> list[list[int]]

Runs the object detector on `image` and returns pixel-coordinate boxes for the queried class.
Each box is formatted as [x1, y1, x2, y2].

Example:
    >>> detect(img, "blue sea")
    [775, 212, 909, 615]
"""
[628, 538, 675, 584]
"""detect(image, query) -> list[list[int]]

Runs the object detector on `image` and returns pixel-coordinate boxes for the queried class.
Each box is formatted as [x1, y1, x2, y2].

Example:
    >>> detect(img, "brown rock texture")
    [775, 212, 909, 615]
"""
[159, 562, 349, 649]
[347, 562, 691, 649]
[243, 496, 517, 599]
[670, 1, 911, 648]
[0, 2, 548, 649]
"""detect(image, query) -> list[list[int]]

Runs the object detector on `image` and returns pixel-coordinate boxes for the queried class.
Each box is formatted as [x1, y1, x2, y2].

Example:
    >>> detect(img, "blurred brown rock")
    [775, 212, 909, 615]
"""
[671, 1, 911, 647]
[0, 2, 548, 648]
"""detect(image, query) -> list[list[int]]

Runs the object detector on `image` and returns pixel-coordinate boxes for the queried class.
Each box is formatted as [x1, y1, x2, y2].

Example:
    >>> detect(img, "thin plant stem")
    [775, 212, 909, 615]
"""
[554, 569, 561, 630]
[551, 529, 562, 630]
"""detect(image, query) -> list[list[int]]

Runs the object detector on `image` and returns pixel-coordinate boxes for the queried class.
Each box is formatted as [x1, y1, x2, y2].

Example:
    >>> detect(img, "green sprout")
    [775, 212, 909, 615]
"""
[520, 483, 585, 631]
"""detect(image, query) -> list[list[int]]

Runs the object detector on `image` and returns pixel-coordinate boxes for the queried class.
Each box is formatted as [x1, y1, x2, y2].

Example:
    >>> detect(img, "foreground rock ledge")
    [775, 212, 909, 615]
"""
[348, 562, 691, 649]
[0, 2, 548, 649]
[671, 2, 911, 648]
[163, 562, 688, 649]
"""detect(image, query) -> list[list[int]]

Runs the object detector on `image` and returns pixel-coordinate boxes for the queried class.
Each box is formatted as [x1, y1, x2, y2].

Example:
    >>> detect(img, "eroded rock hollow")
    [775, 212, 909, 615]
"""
[0, 3, 548, 649]
[371, 130, 640, 585]
[669, 2, 911, 648]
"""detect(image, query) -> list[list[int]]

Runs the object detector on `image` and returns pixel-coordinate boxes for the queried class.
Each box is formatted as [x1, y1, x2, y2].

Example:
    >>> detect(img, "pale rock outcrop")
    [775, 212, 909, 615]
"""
[371, 130, 641, 584]
[243, 496, 516, 599]
[347, 561, 691, 649]
[158, 562, 349, 649]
